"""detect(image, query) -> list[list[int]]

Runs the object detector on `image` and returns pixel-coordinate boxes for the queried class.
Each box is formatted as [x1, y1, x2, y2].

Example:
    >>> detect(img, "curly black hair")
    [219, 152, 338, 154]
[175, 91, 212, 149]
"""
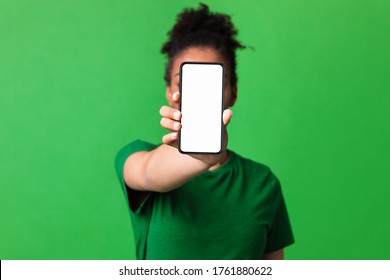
[161, 3, 245, 86]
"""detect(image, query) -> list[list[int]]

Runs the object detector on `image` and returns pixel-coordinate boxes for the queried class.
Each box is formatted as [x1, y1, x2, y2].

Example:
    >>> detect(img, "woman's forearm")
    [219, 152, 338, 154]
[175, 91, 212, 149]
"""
[124, 144, 211, 193]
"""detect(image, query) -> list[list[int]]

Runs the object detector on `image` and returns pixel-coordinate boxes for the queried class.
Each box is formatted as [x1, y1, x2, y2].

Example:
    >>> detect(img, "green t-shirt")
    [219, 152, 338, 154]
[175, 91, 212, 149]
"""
[115, 140, 294, 260]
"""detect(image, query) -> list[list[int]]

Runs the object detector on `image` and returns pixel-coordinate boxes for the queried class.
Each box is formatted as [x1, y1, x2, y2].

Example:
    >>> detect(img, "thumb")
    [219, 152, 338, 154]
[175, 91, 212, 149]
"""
[223, 109, 233, 126]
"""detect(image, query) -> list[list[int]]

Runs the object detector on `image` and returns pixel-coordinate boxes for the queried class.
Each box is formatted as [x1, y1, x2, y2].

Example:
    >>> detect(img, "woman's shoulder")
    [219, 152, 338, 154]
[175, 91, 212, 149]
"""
[115, 139, 157, 168]
[230, 150, 280, 187]
[117, 139, 157, 155]
[231, 151, 272, 173]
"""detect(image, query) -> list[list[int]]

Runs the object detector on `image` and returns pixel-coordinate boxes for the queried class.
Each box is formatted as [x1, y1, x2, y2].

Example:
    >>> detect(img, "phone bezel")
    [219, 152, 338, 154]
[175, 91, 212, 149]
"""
[178, 61, 225, 154]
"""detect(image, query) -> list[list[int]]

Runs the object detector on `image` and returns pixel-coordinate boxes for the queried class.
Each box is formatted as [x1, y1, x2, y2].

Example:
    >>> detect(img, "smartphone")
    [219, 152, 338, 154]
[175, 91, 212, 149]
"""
[179, 62, 225, 154]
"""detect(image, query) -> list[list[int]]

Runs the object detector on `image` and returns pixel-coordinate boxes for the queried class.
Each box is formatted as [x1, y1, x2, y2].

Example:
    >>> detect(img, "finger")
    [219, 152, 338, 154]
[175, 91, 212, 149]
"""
[171, 91, 180, 103]
[159, 105, 181, 120]
[223, 109, 233, 126]
[162, 132, 178, 144]
[160, 117, 182, 131]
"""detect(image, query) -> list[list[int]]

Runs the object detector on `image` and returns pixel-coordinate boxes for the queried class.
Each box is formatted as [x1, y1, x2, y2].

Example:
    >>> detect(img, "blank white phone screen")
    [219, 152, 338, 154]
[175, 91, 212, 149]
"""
[179, 63, 224, 153]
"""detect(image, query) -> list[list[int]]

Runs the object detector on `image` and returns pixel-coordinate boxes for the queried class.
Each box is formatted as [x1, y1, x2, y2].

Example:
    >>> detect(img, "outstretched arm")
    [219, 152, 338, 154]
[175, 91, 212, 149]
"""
[123, 91, 233, 193]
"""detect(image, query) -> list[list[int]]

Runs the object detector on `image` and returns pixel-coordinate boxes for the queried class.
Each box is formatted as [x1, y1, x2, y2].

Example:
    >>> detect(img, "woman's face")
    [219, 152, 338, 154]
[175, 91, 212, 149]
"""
[166, 46, 237, 110]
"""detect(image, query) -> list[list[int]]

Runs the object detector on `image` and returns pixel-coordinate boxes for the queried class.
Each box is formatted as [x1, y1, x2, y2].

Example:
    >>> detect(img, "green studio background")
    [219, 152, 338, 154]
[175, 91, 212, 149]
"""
[1, 0, 389, 259]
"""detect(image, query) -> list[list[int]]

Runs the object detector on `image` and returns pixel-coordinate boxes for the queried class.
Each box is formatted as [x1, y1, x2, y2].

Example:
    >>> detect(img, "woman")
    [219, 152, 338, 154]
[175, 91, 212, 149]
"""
[115, 3, 294, 260]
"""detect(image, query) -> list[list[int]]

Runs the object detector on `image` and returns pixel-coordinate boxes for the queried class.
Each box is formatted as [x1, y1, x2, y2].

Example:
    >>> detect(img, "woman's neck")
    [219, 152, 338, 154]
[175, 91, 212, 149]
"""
[208, 150, 230, 171]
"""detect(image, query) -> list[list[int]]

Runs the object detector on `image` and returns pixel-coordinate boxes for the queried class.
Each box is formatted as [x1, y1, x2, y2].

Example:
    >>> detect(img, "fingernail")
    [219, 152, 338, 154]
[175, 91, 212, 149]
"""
[173, 122, 180, 129]
[173, 111, 180, 119]
[171, 132, 177, 139]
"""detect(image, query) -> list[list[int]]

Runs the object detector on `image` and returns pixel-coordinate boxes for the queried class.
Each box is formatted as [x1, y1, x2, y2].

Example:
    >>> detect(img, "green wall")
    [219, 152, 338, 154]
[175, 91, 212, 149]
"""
[1, 0, 389, 259]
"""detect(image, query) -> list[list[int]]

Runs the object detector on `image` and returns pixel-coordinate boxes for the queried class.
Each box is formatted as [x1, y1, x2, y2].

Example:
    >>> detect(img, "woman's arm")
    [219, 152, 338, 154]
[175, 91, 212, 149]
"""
[263, 249, 284, 260]
[123, 92, 232, 193]
[123, 144, 213, 193]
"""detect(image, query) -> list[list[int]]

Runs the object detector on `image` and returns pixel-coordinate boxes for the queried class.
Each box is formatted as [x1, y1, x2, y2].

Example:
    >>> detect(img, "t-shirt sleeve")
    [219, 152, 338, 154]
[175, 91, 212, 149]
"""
[115, 139, 157, 259]
[114, 139, 156, 213]
[264, 174, 295, 254]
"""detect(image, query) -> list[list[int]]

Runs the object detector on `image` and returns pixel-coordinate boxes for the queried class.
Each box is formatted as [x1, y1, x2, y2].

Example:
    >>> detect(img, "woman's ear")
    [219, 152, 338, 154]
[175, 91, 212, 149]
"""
[166, 86, 174, 106]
